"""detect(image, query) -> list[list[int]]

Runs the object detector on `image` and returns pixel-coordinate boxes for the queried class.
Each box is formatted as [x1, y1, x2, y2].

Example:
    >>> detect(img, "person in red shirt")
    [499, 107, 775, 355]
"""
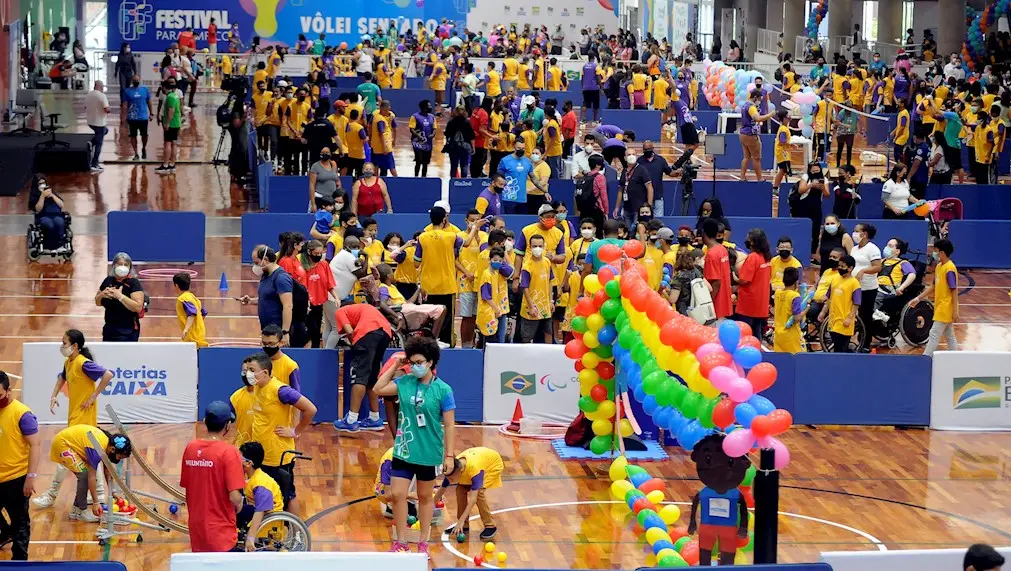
[332, 303, 394, 433]
[180, 401, 245, 553]
[560, 101, 578, 157]
[304, 240, 338, 348]
[702, 219, 733, 319]
[277, 231, 307, 287]
[469, 97, 492, 177]
[178, 27, 196, 51]
[207, 18, 218, 54]
[734, 229, 773, 338]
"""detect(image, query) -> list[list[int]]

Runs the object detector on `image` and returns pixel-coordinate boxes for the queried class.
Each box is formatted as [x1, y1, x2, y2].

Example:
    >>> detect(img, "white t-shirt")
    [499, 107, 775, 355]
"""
[851, 241, 882, 291]
[330, 250, 360, 299]
[881, 179, 911, 212]
[85, 90, 110, 127]
[929, 144, 949, 173]
[460, 73, 478, 96]
[356, 51, 374, 74]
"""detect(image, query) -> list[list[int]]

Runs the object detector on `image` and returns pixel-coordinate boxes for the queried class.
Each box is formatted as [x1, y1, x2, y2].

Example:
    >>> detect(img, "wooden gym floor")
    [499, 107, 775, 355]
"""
[3, 90, 1011, 568]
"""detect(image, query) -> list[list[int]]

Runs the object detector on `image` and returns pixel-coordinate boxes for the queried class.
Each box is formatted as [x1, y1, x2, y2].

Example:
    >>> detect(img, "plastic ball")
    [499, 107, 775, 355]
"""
[411, 521, 421, 530]
[474, 556, 484, 566]
[497, 552, 507, 563]
[457, 532, 467, 543]
[914, 202, 930, 217]
[407, 515, 418, 526]
[112, 504, 120, 513]
[485, 542, 496, 553]
[169, 503, 179, 515]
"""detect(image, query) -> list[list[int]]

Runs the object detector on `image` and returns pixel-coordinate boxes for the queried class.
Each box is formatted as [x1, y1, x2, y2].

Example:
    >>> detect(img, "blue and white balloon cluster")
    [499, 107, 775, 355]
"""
[806, 0, 827, 39]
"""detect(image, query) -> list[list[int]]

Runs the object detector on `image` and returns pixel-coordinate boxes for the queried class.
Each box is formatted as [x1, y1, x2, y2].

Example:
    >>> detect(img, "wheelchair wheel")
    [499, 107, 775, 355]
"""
[818, 316, 866, 353]
[252, 511, 312, 552]
[899, 299, 934, 347]
[26, 227, 40, 261]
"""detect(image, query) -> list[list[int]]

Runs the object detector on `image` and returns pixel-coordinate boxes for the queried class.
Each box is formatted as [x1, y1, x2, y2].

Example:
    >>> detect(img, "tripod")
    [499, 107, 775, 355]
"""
[212, 128, 228, 166]
[680, 177, 696, 216]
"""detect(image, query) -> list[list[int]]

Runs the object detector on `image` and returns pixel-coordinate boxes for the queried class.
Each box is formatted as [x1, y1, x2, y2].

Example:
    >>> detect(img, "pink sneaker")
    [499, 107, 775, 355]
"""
[389, 540, 410, 553]
[417, 541, 430, 559]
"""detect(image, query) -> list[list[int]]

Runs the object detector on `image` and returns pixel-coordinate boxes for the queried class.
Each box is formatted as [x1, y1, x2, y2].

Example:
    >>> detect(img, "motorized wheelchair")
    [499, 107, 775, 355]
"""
[27, 211, 73, 261]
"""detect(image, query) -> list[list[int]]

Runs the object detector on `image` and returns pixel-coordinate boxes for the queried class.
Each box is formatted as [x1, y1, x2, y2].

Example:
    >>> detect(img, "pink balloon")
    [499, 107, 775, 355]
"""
[722, 428, 754, 457]
[695, 342, 724, 361]
[746, 82, 756, 93]
[726, 378, 754, 403]
[708, 366, 737, 392]
[770, 437, 790, 469]
[756, 436, 774, 449]
[733, 363, 745, 377]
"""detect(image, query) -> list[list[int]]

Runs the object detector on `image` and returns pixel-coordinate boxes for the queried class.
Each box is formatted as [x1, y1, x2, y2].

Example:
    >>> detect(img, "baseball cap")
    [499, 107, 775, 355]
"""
[537, 203, 556, 216]
[433, 199, 451, 213]
[276, 80, 289, 88]
[522, 95, 536, 107]
[205, 400, 235, 426]
[656, 228, 675, 242]
[334, 100, 349, 108]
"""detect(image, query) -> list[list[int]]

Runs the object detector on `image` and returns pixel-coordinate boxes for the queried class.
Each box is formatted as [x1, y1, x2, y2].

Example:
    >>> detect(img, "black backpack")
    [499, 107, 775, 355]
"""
[574, 171, 601, 214]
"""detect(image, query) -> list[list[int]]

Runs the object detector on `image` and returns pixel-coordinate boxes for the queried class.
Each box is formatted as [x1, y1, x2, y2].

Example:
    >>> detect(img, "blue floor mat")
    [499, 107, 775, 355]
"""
[552, 439, 670, 461]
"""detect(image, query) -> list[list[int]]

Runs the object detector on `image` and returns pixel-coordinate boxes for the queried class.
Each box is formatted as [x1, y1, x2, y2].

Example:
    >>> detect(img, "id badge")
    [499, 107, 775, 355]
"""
[708, 498, 731, 518]
[416, 413, 427, 428]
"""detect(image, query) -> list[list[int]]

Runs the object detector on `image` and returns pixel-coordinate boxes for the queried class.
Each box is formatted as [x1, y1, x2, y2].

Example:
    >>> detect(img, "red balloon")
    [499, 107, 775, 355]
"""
[739, 486, 755, 509]
[593, 288, 610, 309]
[564, 339, 589, 359]
[736, 321, 753, 337]
[575, 297, 596, 317]
[680, 541, 700, 565]
[670, 526, 689, 540]
[645, 294, 671, 323]
[737, 535, 750, 549]
[638, 477, 666, 494]
[767, 409, 793, 434]
[597, 244, 622, 264]
[699, 351, 733, 377]
[747, 362, 778, 392]
[622, 240, 645, 259]
[574, 361, 586, 372]
[660, 319, 684, 348]
[631, 497, 652, 514]
[598, 266, 616, 284]
[622, 259, 649, 282]
[750, 415, 773, 438]
[629, 283, 652, 311]
[590, 384, 608, 402]
[711, 397, 736, 429]
[738, 335, 762, 350]
[596, 361, 616, 380]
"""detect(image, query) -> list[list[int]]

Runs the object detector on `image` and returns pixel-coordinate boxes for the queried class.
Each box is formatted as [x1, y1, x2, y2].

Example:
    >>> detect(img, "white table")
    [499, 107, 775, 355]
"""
[790, 135, 813, 167]
[718, 112, 741, 134]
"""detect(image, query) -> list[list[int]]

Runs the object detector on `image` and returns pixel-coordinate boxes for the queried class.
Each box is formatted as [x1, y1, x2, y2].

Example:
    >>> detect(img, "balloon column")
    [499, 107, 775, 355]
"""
[790, 88, 823, 139]
[701, 60, 772, 112]
[805, 0, 827, 39]
[962, 1, 1009, 71]
[564, 249, 794, 468]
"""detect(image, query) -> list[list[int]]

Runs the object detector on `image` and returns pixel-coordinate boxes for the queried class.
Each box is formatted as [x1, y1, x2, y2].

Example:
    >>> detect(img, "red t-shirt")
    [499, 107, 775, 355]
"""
[278, 256, 307, 287]
[470, 108, 489, 149]
[561, 111, 578, 140]
[207, 24, 218, 45]
[179, 439, 245, 553]
[306, 259, 336, 306]
[334, 303, 392, 344]
[703, 243, 733, 318]
[179, 31, 196, 51]
[736, 252, 772, 318]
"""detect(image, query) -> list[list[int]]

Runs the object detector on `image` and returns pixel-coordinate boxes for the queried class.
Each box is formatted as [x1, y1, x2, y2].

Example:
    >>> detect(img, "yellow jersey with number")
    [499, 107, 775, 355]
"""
[520, 255, 554, 318]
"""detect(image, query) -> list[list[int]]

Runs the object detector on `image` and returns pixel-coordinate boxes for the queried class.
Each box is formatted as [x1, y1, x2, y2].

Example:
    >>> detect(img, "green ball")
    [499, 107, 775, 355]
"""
[742, 464, 757, 487]
[614, 311, 629, 330]
[407, 515, 417, 526]
[589, 434, 612, 455]
[636, 508, 657, 527]
[673, 536, 691, 551]
[593, 343, 614, 359]
[679, 391, 703, 419]
[640, 361, 662, 379]
[656, 380, 677, 407]
[631, 344, 651, 365]
[605, 278, 622, 299]
[625, 465, 648, 478]
[669, 381, 688, 409]
[658, 553, 689, 568]
[600, 299, 623, 321]
[618, 327, 639, 349]
[571, 316, 588, 334]
[457, 532, 467, 543]
[578, 396, 599, 413]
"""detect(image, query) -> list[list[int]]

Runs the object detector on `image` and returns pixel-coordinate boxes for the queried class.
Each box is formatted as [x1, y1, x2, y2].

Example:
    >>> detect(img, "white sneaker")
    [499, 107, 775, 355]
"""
[69, 507, 101, 523]
[32, 492, 56, 509]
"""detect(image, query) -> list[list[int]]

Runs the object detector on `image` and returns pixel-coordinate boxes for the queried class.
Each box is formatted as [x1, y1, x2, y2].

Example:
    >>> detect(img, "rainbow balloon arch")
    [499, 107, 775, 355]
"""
[563, 242, 793, 465]
[962, 0, 1011, 71]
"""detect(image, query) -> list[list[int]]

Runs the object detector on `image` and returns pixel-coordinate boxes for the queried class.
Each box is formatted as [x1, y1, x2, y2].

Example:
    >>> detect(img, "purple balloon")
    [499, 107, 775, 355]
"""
[722, 427, 753, 457]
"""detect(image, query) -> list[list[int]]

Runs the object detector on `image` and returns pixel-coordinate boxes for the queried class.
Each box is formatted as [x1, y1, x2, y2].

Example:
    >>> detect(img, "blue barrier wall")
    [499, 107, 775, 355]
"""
[866, 114, 897, 146]
[381, 89, 443, 116]
[947, 220, 1011, 268]
[693, 110, 720, 135]
[341, 348, 484, 422]
[599, 109, 663, 140]
[107, 211, 206, 263]
[938, 184, 1011, 220]
[664, 181, 773, 217]
[448, 178, 491, 213]
[657, 216, 813, 265]
[197, 347, 341, 422]
[714, 134, 778, 171]
[241, 213, 314, 262]
[266, 175, 440, 214]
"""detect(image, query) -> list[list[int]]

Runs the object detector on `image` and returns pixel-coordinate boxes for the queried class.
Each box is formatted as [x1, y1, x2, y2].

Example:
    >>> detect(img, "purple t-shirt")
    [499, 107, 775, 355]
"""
[740, 101, 758, 135]
[477, 187, 502, 216]
[252, 486, 274, 511]
[595, 124, 623, 138]
[581, 63, 599, 91]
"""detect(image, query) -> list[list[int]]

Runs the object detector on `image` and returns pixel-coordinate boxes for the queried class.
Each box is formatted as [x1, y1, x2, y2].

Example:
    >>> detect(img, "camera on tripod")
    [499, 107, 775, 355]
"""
[216, 76, 249, 128]
[680, 163, 699, 184]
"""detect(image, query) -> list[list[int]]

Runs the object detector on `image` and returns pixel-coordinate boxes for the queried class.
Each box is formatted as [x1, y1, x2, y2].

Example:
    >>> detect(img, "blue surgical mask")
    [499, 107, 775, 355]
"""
[350, 249, 360, 257]
[883, 246, 895, 258]
[824, 223, 839, 235]
[654, 240, 662, 249]
[557, 212, 567, 221]
[490, 260, 503, 270]
[411, 363, 428, 377]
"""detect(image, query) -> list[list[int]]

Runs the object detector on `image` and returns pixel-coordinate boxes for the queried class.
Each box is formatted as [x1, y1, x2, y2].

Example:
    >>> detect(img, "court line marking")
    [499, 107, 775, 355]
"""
[439, 500, 887, 567]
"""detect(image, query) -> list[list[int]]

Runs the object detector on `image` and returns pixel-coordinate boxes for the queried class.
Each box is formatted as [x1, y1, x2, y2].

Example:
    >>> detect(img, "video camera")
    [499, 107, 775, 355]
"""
[680, 163, 698, 184]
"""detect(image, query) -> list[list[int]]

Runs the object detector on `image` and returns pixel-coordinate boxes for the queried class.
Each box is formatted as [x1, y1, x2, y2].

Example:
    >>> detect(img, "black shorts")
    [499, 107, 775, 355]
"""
[260, 462, 296, 503]
[348, 329, 391, 387]
[553, 305, 566, 321]
[344, 156, 365, 174]
[943, 143, 963, 170]
[390, 457, 438, 482]
[164, 127, 179, 142]
[413, 148, 433, 165]
[582, 90, 600, 109]
[777, 161, 792, 174]
[128, 120, 148, 138]
[680, 123, 700, 145]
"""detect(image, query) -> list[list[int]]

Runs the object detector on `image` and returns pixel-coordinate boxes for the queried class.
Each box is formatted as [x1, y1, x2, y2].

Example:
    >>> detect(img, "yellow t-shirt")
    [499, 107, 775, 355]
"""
[370, 113, 394, 155]
[652, 78, 670, 110]
[527, 160, 550, 195]
[894, 109, 911, 145]
[457, 229, 489, 293]
[494, 132, 516, 153]
[543, 119, 563, 157]
[814, 268, 839, 302]
[431, 63, 448, 91]
[0, 398, 33, 483]
[774, 124, 792, 164]
[252, 377, 296, 467]
[392, 67, 406, 89]
[277, 98, 293, 138]
[828, 276, 861, 336]
[547, 66, 564, 91]
[477, 268, 509, 336]
[286, 100, 312, 138]
[453, 447, 504, 489]
[518, 64, 531, 89]
[770, 255, 802, 290]
[346, 121, 367, 159]
[643, 243, 665, 290]
[518, 223, 563, 258]
[381, 282, 407, 305]
[393, 245, 419, 284]
[328, 113, 349, 152]
[520, 255, 554, 318]
[376, 62, 392, 89]
[416, 228, 462, 295]
[176, 291, 208, 348]
[244, 468, 283, 513]
[50, 425, 107, 473]
[230, 386, 255, 447]
[486, 70, 502, 97]
[772, 289, 803, 354]
[364, 239, 386, 266]
[933, 259, 957, 323]
[519, 129, 538, 156]
[503, 58, 519, 81]
[62, 354, 100, 427]
[221, 55, 232, 76]
[375, 447, 395, 498]
[883, 77, 895, 106]
[253, 91, 273, 126]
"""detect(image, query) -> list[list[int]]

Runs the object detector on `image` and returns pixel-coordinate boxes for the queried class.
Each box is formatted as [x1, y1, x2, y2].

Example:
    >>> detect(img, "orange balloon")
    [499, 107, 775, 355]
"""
[629, 283, 652, 311]
[913, 202, 930, 217]
[575, 297, 596, 317]
[670, 526, 689, 540]
[767, 409, 794, 434]
[597, 244, 622, 264]
[738, 335, 762, 349]
[622, 240, 645, 258]
[699, 351, 733, 377]
[750, 415, 774, 438]
[598, 265, 617, 284]
[660, 319, 686, 350]
[646, 298, 671, 323]
[593, 288, 610, 309]
[680, 541, 700, 565]
[739, 487, 755, 509]
[747, 362, 778, 392]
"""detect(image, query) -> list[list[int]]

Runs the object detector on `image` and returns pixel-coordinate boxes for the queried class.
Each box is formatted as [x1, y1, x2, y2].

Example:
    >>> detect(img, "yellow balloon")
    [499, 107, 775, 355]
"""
[698, 376, 720, 399]
[658, 504, 681, 525]
[583, 408, 602, 421]
[582, 351, 602, 369]
[655, 548, 677, 561]
[735, 551, 750, 565]
[596, 400, 616, 419]
[655, 345, 675, 370]
[645, 527, 670, 545]
[578, 368, 600, 386]
[646, 490, 665, 505]
[608, 456, 629, 481]
[591, 418, 613, 436]
[610, 479, 634, 500]
[580, 383, 593, 397]
[586, 313, 605, 332]
[644, 554, 657, 567]
[619, 418, 634, 438]
[583, 330, 601, 348]
[584, 274, 602, 295]
[748, 511, 755, 530]
[609, 502, 632, 523]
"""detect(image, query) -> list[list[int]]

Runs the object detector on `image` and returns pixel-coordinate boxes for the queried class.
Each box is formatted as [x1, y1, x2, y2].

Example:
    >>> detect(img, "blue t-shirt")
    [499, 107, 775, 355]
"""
[314, 210, 333, 234]
[699, 487, 740, 526]
[257, 267, 294, 328]
[123, 86, 150, 121]
[910, 142, 931, 184]
[497, 154, 533, 203]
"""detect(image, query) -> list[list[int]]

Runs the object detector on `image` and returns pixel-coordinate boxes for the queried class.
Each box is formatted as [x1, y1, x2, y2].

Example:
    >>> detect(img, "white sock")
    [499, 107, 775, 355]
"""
[369, 411, 380, 421]
[347, 411, 359, 423]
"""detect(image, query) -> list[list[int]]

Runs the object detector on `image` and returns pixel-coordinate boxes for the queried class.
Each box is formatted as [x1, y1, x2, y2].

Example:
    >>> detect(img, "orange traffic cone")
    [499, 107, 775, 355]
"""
[507, 399, 524, 432]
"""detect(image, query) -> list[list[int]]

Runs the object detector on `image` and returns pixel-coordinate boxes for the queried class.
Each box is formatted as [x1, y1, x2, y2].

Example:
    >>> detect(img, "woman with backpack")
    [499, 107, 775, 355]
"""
[668, 247, 704, 316]
[443, 105, 475, 178]
[573, 155, 608, 236]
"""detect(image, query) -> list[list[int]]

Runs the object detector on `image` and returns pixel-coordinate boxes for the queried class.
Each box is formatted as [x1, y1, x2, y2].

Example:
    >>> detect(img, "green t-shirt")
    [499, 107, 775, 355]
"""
[356, 83, 382, 115]
[942, 111, 963, 149]
[163, 90, 182, 129]
[586, 238, 626, 271]
[393, 375, 456, 467]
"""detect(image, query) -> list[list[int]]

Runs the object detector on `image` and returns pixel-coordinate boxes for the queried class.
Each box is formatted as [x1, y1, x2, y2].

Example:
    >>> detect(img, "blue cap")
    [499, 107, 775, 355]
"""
[204, 400, 235, 426]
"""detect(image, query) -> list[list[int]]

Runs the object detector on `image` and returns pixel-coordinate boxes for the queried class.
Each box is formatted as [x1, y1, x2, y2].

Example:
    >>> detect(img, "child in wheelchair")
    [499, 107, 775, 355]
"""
[237, 442, 284, 551]
[376, 264, 447, 346]
[872, 238, 919, 321]
[27, 174, 73, 260]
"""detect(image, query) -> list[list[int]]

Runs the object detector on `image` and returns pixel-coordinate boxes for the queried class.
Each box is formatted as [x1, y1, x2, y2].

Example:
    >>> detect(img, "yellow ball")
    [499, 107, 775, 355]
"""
[581, 351, 602, 369]
[583, 330, 601, 349]
[735, 551, 750, 565]
[586, 312, 605, 332]
[645, 527, 671, 545]
[646, 490, 665, 505]
[608, 455, 628, 481]
[748, 510, 755, 530]
[583, 274, 602, 295]
[618, 418, 634, 438]
[610, 479, 633, 500]
[485, 542, 496, 553]
[658, 504, 681, 525]
[411, 521, 420, 529]
[497, 552, 507, 563]
[112, 504, 120, 513]
[202, 47, 209, 53]
[591, 418, 612, 436]
[578, 368, 600, 386]
[596, 400, 616, 419]
[655, 548, 677, 561]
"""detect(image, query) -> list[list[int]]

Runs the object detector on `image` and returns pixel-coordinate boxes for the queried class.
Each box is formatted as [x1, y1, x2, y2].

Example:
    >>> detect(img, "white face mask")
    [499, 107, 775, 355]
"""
[60, 345, 72, 357]
[244, 370, 257, 386]
[335, 202, 345, 210]
[581, 229, 594, 240]
[852, 231, 864, 243]
[531, 153, 542, 162]
[113, 265, 130, 278]
[626, 154, 637, 165]
[531, 246, 545, 257]
[505, 240, 515, 251]
[252, 264, 264, 277]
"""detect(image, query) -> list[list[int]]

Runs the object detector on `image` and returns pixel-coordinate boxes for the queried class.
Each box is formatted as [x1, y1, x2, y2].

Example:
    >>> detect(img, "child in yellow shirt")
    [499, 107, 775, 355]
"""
[477, 246, 512, 345]
[173, 272, 208, 347]
[772, 267, 803, 354]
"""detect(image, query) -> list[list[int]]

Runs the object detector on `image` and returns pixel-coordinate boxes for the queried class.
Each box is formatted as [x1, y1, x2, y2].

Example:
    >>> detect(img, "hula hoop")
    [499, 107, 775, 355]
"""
[497, 423, 569, 440]
[209, 341, 262, 347]
[137, 268, 199, 280]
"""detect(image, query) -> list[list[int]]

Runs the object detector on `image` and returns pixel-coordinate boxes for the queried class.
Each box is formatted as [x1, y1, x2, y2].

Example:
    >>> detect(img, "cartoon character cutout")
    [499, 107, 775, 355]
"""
[687, 434, 750, 566]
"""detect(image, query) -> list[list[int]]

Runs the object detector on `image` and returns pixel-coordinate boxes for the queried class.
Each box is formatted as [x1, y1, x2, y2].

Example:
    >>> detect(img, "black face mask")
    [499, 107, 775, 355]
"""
[320, 154, 331, 161]
[639, 215, 652, 222]
[132, 81, 141, 87]
[308, 253, 322, 263]
[824, 258, 839, 269]
[515, 149, 525, 157]
[262, 346, 280, 357]
[677, 236, 691, 246]
[642, 149, 654, 158]
[838, 267, 851, 276]
[779, 249, 791, 259]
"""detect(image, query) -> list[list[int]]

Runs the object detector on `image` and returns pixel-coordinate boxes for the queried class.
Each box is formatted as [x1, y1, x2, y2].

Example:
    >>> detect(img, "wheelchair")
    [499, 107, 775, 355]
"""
[235, 451, 312, 552]
[27, 211, 73, 261]
[387, 305, 442, 349]
[865, 253, 934, 349]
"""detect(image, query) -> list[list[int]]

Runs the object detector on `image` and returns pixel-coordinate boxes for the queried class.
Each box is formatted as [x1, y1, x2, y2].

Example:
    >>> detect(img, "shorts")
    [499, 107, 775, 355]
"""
[164, 127, 180, 142]
[582, 90, 600, 109]
[458, 292, 477, 318]
[943, 144, 963, 170]
[128, 120, 148, 138]
[739, 134, 761, 160]
[372, 152, 396, 171]
[344, 156, 365, 174]
[260, 462, 296, 502]
[680, 123, 700, 145]
[776, 160, 792, 174]
[698, 523, 741, 552]
[391, 456, 438, 482]
[348, 329, 391, 387]
[553, 305, 566, 321]
[413, 148, 433, 165]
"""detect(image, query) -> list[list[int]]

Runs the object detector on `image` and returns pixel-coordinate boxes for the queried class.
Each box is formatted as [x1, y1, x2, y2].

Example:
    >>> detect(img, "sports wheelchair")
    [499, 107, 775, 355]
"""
[27, 211, 73, 261]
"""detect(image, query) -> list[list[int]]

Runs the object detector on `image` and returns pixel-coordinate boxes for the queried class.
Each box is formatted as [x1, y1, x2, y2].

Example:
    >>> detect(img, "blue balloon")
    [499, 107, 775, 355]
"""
[643, 395, 659, 415]
[663, 266, 671, 275]
[630, 472, 651, 489]
[667, 409, 687, 433]
[652, 540, 676, 554]
[598, 324, 618, 345]
[654, 406, 674, 429]
[643, 515, 668, 531]
[733, 346, 762, 369]
[627, 490, 645, 509]
[735, 403, 758, 428]
[718, 320, 741, 353]
[633, 383, 647, 402]
[748, 395, 775, 415]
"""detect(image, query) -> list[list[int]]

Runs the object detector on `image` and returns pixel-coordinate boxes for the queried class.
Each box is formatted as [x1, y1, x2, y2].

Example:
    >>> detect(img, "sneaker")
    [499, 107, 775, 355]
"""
[167, 165, 176, 172]
[479, 526, 497, 541]
[69, 507, 100, 523]
[360, 418, 385, 431]
[416, 541, 430, 559]
[388, 540, 410, 553]
[32, 492, 56, 509]
[90, 166, 103, 173]
[333, 418, 360, 432]
[132, 154, 140, 161]
[141, 149, 147, 160]
[155, 165, 170, 174]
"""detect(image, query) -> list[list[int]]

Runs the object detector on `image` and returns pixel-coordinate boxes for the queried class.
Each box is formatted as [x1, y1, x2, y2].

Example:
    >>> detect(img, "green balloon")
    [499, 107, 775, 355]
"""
[600, 299, 622, 321]
[636, 508, 657, 527]
[625, 488, 645, 503]
[615, 311, 629, 330]
[672, 536, 692, 551]
[617, 326, 637, 349]
[658, 554, 689, 568]
[625, 465, 649, 478]
[742, 464, 757, 487]
[605, 279, 622, 299]
[669, 382, 688, 409]
[589, 434, 612, 455]
[656, 381, 677, 407]
[699, 397, 719, 429]
[600, 379, 615, 393]
[680, 392, 703, 419]
[594, 343, 614, 359]
[578, 396, 599, 413]
[632, 344, 651, 365]
[742, 531, 755, 553]
[571, 316, 588, 334]
[643, 371, 666, 395]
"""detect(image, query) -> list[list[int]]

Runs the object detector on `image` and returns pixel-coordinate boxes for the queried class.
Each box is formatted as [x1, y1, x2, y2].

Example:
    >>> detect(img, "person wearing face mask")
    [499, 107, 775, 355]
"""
[32, 329, 113, 513]
[514, 204, 566, 286]
[28, 174, 68, 254]
[770, 237, 802, 292]
[815, 215, 854, 275]
[301, 106, 338, 170]
[96, 252, 146, 341]
[0, 371, 39, 560]
[122, 74, 152, 161]
[182, 402, 243, 553]
[875, 238, 917, 314]
[524, 146, 552, 214]
[351, 162, 393, 217]
[614, 148, 654, 229]
[790, 162, 830, 261]
[309, 148, 341, 215]
[303, 240, 338, 348]
[239, 245, 294, 346]
[84, 81, 110, 173]
[912, 238, 958, 356]
[260, 325, 301, 392]
[517, 235, 555, 343]
[416, 207, 466, 345]
[739, 89, 775, 182]
[475, 172, 505, 217]
[410, 100, 437, 177]
[284, 88, 313, 175]
[332, 302, 393, 435]
[40, 425, 131, 524]
[155, 78, 181, 174]
[637, 140, 674, 215]
[849, 223, 882, 352]
[497, 141, 537, 214]
[818, 254, 861, 352]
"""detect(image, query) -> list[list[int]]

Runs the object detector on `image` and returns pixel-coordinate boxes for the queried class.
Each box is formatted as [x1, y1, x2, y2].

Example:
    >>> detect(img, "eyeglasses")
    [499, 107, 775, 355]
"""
[408, 359, 428, 366]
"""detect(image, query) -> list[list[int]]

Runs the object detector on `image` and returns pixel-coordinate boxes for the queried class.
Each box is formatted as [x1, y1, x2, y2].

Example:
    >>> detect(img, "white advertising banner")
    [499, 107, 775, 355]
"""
[671, 2, 690, 49]
[171, 551, 428, 571]
[22, 342, 198, 425]
[822, 548, 1011, 571]
[930, 351, 1011, 431]
[482, 344, 579, 423]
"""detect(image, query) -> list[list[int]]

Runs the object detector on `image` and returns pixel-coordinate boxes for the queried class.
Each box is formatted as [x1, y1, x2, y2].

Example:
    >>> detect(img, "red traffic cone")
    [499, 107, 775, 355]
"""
[507, 398, 524, 432]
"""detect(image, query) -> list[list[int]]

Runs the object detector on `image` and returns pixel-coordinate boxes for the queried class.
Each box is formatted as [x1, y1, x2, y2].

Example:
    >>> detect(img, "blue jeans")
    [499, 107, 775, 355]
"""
[38, 214, 65, 249]
[621, 208, 638, 230]
[546, 155, 562, 179]
[449, 147, 471, 178]
[493, 315, 508, 344]
[89, 125, 107, 167]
